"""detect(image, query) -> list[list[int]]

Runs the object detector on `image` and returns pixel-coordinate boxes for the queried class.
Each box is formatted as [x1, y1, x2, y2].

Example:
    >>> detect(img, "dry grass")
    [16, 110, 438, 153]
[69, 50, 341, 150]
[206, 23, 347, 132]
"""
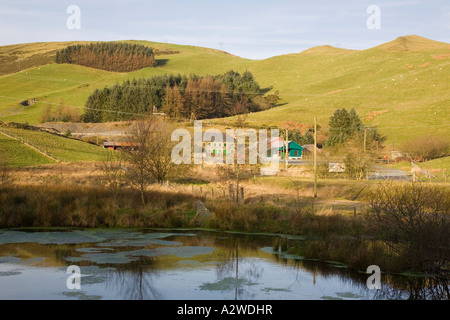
[8, 162, 103, 186]
[0, 183, 201, 228]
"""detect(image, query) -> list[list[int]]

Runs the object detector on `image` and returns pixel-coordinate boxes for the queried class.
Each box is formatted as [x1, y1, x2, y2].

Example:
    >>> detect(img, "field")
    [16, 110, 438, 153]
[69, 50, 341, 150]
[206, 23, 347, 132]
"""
[0, 41, 253, 124]
[0, 132, 55, 167]
[419, 156, 450, 172]
[0, 36, 448, 147]
[0, 126, 108, 164]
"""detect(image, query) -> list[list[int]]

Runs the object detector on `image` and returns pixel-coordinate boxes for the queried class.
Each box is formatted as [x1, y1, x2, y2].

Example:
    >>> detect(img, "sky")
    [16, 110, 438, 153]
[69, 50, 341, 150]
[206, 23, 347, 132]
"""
[0, 0, 449, 59]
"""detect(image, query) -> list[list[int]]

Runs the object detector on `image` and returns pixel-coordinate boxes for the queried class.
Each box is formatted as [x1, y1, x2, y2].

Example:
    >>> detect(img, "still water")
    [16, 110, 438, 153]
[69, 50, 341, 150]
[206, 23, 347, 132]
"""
[0, 229, 447, 300]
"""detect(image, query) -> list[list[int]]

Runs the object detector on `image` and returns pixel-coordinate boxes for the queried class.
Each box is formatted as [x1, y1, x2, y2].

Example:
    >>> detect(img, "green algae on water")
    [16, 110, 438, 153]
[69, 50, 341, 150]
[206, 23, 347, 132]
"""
[200, 277, 258, 291]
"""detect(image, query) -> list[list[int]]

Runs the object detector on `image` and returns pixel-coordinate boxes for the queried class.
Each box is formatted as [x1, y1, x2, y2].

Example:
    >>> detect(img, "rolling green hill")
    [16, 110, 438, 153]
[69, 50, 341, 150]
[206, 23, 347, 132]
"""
[230, 35, 450, 144]
[0, 35, 449, 148]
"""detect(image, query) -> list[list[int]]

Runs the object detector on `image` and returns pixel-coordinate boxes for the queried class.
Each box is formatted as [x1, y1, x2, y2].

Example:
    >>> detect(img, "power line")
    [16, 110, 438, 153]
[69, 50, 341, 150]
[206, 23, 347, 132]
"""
[1, 93, 448, 129]
[7, 72, 449, 99]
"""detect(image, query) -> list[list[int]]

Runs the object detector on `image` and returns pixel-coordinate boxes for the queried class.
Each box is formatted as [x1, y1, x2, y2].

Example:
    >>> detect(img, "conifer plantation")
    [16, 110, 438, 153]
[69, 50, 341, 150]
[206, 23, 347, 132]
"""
[55, 42, 156, 72]
[83, 70, 274, 122]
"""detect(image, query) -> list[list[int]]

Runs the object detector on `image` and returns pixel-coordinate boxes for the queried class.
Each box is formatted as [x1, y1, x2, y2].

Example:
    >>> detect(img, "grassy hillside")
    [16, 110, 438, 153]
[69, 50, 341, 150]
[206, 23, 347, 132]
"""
[419, 156, 450, 171]
[0, 132, 55, 167]
[0, 126, 108, 164]
[221, 35, 450, 145]
[0, 41, 254, 124]
[0, 36, 449, 147]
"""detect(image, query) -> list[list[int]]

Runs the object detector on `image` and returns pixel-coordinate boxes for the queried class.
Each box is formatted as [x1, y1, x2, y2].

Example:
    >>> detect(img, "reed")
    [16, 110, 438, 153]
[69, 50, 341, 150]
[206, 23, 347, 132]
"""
[0, 184, 200, 228]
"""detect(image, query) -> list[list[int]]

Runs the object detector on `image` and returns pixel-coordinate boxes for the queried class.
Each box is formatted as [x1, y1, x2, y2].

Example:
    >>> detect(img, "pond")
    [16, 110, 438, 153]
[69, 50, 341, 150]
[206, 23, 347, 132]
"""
[0, 229, 447, 300]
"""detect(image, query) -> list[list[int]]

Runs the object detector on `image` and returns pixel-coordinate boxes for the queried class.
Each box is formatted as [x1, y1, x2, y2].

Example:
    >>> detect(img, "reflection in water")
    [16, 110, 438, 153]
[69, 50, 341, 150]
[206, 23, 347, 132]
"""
[0, 229, 447, 300]
[374, 275, 449, 300]
[105, 257, 162, 300]
[278, 254, 449, 300]
[272, 242, 449, 301]
[213, 237, 264, 300]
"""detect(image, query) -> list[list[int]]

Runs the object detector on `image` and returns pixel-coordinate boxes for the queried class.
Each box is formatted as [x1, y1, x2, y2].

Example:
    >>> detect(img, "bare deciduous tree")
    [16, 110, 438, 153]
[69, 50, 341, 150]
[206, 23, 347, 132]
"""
[217, 164, 258, 205]
[97, 150, 127, 198]
[401, 135, 449, 162]
[344, 150, 373, 180]
[368, 182, 450, 273]
[124, 118, 187, 205]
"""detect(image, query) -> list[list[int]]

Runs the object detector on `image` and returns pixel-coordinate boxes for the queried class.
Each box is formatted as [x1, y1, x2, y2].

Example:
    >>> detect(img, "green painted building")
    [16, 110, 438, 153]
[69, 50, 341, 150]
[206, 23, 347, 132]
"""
[279, 141, 304, 159]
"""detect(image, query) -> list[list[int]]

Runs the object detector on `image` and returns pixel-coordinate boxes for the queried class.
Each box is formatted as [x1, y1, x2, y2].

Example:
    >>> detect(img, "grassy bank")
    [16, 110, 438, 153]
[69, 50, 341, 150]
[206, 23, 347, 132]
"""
[0, 183, 345, 231]
[0, 184, 201, 228]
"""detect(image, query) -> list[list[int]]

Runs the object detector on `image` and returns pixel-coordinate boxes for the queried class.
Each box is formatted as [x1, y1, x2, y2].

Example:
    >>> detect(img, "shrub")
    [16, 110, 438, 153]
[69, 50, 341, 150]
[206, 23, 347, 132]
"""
[367, 182, 450, 273]
[401, 135, 449, 161]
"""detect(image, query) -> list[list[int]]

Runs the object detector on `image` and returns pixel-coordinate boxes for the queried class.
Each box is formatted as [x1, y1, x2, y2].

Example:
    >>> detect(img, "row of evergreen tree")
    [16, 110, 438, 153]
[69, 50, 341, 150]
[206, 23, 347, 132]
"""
[83, 71, 272, 123]
[55, 42, 156, 72]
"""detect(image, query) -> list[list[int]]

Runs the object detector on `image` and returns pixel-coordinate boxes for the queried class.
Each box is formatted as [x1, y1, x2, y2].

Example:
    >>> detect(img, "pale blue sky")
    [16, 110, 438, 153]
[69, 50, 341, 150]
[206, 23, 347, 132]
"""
[0, 0, 449, 59]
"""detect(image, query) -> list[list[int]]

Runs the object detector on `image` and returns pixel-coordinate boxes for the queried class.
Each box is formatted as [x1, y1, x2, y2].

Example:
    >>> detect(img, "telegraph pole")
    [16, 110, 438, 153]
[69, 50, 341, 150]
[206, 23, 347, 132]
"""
[314, 117, 317, 198]
[285, 129, 289, 171]
[363, 127, 367, 153]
